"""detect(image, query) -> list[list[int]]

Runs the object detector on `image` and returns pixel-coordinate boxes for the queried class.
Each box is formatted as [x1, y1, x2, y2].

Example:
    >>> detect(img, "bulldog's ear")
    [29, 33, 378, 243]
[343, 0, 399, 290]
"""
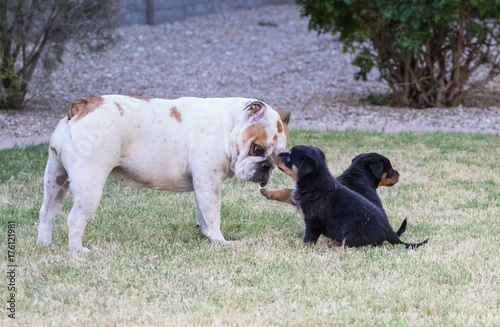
[369, 160, 384, 179]
[244, 101, 266, 122]
[277, 109, 291, 126]
[298, 156, 317, 176]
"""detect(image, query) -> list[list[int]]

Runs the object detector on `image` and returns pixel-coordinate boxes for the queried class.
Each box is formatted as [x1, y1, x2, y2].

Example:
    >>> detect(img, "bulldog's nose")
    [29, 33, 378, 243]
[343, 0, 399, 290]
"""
[260, 161, 271, 171]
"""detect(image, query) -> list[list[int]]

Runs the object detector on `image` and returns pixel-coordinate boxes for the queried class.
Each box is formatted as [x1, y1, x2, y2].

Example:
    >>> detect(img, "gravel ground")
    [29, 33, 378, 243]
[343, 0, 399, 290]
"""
[0, 4, 499, 143]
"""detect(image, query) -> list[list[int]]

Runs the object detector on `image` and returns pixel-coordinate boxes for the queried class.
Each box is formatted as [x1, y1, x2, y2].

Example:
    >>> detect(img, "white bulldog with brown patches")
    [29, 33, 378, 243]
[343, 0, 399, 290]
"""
[37, 95, 290, 252]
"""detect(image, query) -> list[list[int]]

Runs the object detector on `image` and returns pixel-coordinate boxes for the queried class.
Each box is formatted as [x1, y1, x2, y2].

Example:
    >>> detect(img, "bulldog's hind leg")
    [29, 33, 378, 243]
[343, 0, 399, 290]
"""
[37, 149, 69, 246]
[194, 195, 203, 227]
[66, 171, 109, 252]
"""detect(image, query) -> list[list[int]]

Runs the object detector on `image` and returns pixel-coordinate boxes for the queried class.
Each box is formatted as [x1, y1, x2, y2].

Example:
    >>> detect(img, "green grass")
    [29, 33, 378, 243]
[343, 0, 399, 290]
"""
[1, 130, 499, 326]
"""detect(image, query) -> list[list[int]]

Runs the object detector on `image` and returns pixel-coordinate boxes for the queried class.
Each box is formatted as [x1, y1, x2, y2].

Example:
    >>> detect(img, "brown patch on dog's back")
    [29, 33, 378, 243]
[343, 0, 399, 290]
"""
[273, 134, 278, 142]
[68, 97, 104, 121]
[242, 124, 268, 147]
[128, 95, 151, 101]
[115, 102, 125, 116]
[170, 106, 182, 123]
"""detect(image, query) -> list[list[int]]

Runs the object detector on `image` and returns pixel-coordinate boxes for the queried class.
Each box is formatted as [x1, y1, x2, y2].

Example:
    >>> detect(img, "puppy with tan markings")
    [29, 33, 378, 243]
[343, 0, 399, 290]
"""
[337, 153, 406, 236]
[37, 95, 290, 252]
[261, 152, 407, 236]
[271, 145, 427, 248]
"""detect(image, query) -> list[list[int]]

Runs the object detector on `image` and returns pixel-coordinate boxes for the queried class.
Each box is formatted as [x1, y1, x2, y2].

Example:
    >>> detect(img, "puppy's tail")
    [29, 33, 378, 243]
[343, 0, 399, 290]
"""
[395, 218, 407, 237]
[402, 238, 428, 250]
[387, 230, 428, 250]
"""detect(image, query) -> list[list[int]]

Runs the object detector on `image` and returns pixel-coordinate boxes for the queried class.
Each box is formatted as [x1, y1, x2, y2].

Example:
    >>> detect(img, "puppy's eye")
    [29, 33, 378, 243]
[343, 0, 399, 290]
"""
[250, 143, 265, 156]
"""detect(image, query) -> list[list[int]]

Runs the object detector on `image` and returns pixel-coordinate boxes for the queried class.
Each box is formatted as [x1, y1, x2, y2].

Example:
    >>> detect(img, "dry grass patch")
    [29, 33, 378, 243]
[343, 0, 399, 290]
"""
[0, 130, 499, 326]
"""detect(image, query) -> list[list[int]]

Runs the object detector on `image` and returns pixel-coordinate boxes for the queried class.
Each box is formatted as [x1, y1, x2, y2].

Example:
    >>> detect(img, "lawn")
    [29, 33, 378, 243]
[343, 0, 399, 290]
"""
[0, 129, 499, 326]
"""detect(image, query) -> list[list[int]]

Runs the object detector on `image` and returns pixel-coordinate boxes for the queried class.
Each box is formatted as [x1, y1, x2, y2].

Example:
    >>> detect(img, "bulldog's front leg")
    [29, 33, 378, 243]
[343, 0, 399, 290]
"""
[193, 176, 226, 242]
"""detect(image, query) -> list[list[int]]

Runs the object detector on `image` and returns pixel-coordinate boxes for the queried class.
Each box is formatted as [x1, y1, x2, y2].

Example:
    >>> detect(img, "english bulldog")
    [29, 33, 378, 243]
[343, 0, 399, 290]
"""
[37, 95, 290, 251]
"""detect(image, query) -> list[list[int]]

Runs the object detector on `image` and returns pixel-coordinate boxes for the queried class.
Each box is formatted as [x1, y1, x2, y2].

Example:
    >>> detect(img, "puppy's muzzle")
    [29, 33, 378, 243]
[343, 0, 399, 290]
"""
[380, 169, 400, 187]
[276, 152, 286, 172]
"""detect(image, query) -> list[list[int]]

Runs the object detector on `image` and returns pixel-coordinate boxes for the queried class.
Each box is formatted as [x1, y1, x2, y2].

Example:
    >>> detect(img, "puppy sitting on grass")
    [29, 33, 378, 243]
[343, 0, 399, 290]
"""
[266, 145, 428, 248]
[262, 152, 407, 236]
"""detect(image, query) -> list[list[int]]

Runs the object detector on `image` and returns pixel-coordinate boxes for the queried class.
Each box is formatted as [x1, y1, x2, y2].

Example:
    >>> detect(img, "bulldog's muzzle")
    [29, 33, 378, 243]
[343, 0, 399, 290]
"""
[248, 158, 274, 187]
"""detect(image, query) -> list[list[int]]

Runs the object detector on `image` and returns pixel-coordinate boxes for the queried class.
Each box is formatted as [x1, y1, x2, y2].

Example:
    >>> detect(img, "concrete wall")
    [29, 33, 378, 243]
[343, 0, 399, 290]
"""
[120, 0, 294, 26]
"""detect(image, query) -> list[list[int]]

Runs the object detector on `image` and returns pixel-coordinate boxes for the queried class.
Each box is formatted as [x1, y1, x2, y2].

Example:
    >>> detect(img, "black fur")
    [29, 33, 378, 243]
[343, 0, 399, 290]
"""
[338, 153, 407, 236]
[280, 146, 428, 249]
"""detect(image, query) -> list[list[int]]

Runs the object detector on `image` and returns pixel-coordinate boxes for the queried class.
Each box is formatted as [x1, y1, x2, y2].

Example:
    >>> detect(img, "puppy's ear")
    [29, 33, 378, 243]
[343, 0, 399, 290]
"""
[244, 101, 266, 122]
[298, 156, 317, 176]
[352, 153, 364, 163]
[318, 148, 326, 160]
[369, 160, 384, 179]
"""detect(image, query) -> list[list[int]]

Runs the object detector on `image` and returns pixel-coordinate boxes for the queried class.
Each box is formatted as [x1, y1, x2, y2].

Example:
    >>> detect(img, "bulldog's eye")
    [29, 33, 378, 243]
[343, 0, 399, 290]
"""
[250, 143, 265, 156]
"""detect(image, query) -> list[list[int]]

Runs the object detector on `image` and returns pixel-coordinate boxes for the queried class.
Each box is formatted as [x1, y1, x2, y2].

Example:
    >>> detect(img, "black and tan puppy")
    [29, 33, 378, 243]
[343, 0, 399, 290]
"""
[338, 153, 399, 208]
[272, 145, 427, 249]
[337, 153, 407, 236]
[261, 152, 407, 236]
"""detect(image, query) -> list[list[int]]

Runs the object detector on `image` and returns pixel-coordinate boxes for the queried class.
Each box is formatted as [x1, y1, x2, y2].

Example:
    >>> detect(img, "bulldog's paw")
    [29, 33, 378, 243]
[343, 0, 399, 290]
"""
[70, 246, 90, 254]
[203, 228, 226, 243]
[36, 239, 52, 247]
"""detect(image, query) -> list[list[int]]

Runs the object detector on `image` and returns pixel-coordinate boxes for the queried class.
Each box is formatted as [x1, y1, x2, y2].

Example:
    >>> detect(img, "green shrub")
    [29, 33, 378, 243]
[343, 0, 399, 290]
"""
[296, 0, 500, 108]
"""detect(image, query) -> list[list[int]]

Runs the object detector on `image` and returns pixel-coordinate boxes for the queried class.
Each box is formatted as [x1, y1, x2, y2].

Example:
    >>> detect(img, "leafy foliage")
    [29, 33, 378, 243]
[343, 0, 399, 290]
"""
[296, 0, 500, 108]
[0, 0, 122, 110]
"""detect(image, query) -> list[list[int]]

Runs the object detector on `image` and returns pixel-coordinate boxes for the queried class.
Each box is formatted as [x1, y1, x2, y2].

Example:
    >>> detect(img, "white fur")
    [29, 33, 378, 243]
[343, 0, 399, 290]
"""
[37, 96, 288, 251]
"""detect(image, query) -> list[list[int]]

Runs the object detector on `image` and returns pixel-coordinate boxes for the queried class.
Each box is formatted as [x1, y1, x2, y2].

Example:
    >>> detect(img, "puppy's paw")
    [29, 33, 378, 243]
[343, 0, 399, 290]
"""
[260, 188, 272, 199]
[260, 188, 294, 204]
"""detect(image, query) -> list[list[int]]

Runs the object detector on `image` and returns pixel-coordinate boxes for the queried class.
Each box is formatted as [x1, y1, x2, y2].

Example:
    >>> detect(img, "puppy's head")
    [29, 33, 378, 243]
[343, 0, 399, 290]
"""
[351, 153, 399, 187]
[276, 145, 326, 181]
[234, 100, 290, 187]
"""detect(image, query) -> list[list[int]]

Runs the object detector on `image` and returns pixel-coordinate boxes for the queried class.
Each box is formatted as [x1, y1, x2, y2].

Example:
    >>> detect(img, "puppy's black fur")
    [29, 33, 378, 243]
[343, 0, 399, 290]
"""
[261, 152, 407, 236]
[337, 153, 407, 236]
[278, 145, 428, 249]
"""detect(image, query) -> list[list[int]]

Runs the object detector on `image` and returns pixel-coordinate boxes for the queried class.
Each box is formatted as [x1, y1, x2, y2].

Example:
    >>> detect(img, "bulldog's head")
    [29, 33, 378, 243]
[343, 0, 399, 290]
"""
[233, 100, 290, 187]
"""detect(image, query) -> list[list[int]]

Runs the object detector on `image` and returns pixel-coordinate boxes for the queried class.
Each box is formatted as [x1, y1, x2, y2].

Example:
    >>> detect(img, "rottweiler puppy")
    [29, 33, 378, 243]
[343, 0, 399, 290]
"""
[271, 145, 428, 249]
[261, 152, 407, 236]
[337, 153, 407, 236]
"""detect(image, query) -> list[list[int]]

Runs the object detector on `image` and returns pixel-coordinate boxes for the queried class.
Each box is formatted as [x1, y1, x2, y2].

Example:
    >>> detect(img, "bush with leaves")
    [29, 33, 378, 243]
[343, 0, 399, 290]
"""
[0, 0, 122, 110]
[296, 0, 500, 108]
